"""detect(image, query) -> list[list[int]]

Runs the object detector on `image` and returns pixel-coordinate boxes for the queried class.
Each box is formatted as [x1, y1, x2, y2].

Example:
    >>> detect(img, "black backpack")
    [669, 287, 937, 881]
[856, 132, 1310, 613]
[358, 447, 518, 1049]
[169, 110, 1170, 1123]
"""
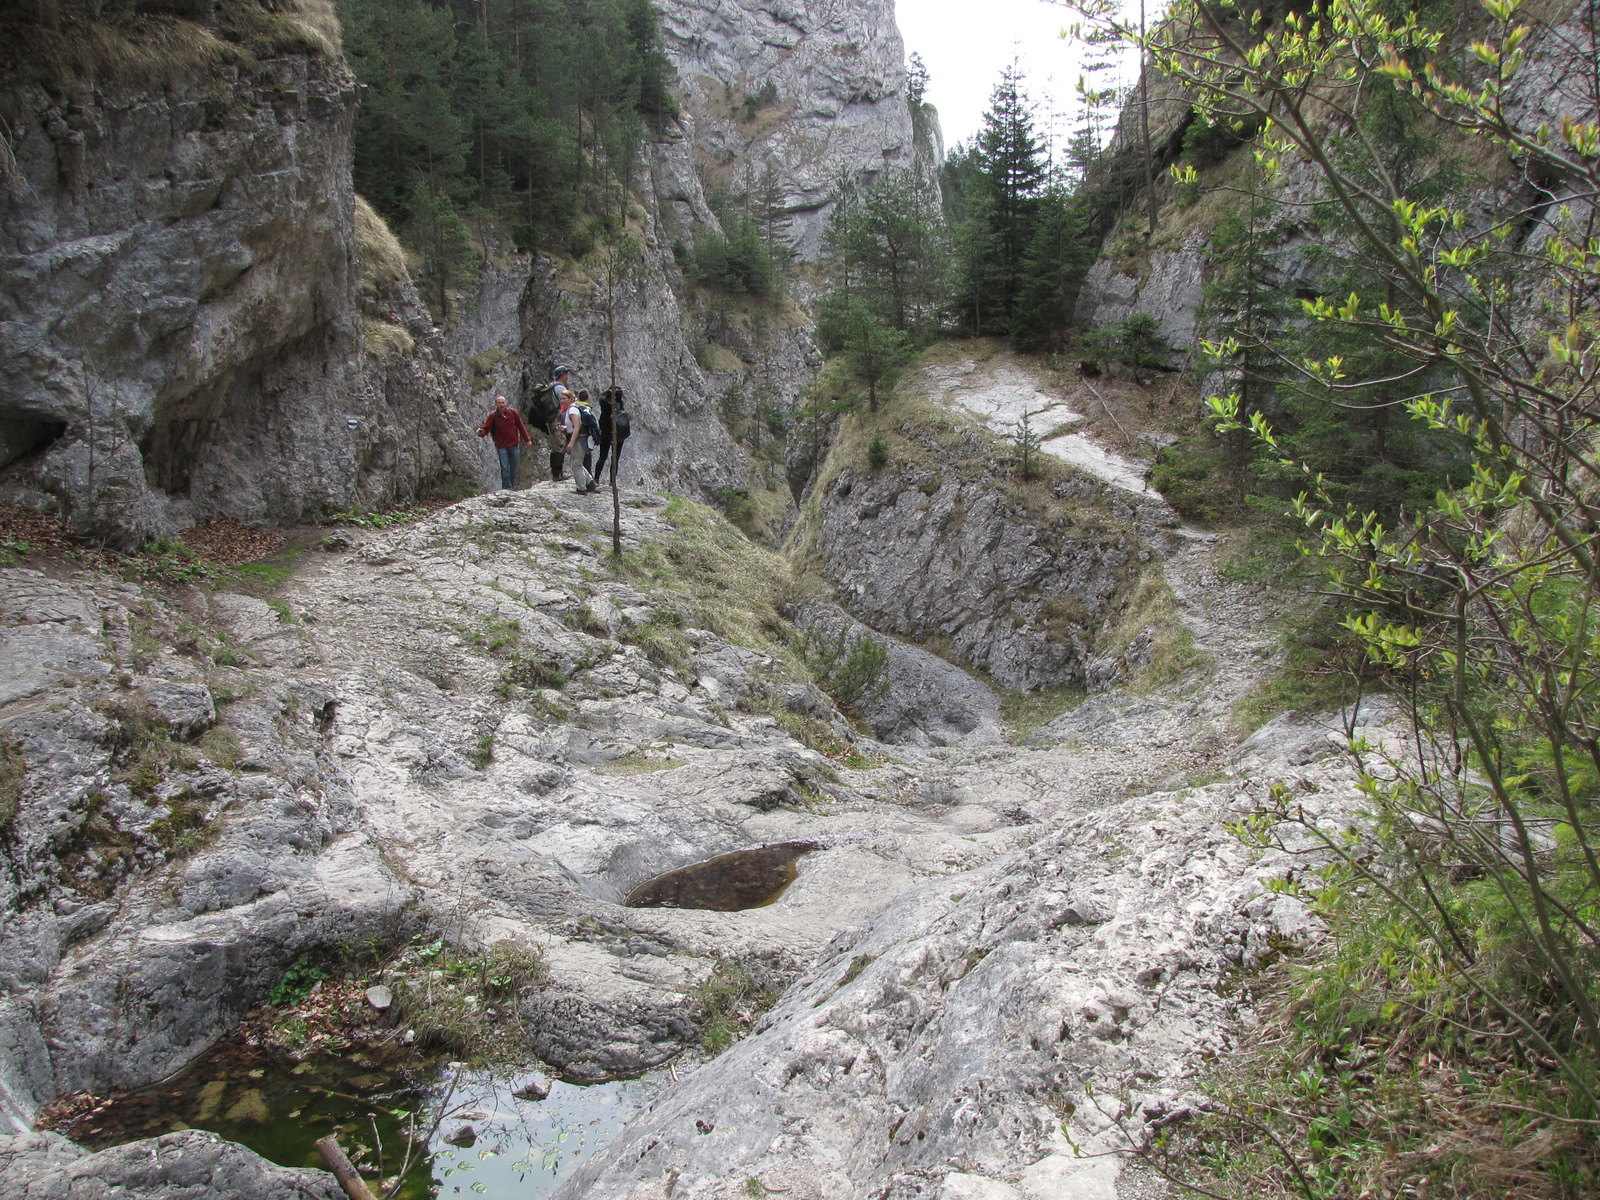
[578, 404, 601, 439]
[526, 381, 558, 428]
[604, 388, 631, 439]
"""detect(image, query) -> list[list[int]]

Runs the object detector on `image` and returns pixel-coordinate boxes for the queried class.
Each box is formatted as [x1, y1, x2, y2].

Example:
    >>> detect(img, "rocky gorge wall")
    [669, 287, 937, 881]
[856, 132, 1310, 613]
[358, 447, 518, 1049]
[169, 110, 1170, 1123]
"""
[1071, 1, 1598, 370]
[0, 15, 490, 546]
[449, 0, 926, 503]
[0, 0, 931, 547]
[660, 0, 924, 259]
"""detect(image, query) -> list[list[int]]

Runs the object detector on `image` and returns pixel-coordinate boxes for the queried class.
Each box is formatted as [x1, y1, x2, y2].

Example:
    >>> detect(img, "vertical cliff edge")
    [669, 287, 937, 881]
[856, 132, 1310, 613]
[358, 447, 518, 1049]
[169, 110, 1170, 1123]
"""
[0, 2, 491, 546]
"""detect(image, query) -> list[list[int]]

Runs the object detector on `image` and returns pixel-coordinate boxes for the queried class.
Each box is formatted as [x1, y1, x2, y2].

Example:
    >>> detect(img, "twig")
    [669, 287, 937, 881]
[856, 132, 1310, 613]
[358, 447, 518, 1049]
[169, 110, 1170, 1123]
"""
[314, 1135, 377, 1200]
[368, 1113, 384, 1178]
[382, 1064, 465, 1200]
[1488, 1101, 1600, 1126]
[1080, 377, 1131, 441]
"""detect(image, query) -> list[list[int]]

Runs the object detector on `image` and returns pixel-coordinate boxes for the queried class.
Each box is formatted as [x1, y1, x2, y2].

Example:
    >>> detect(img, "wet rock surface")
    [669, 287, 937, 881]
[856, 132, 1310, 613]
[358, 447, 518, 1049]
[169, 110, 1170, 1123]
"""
[0, 1129, 340, 1200]
[626, 841, 818, 911]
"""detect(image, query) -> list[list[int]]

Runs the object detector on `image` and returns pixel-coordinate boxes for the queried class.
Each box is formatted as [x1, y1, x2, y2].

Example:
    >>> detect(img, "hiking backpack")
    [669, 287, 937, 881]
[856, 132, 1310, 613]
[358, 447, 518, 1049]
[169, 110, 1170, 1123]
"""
[609, 388, 631, 439]
[578, 404, 601, 440]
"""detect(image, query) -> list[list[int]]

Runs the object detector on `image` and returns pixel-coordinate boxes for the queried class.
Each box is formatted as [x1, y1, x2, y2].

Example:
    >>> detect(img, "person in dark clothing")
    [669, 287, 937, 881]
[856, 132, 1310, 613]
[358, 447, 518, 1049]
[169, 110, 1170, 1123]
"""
[477, 394, 533, 490]
[594, 387, 631, 483]
[545, 393, 569, 482]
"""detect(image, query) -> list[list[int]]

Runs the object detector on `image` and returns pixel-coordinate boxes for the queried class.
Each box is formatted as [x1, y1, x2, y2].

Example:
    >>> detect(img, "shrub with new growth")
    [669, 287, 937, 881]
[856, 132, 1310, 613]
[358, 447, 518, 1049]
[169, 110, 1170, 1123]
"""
[804, 624, 890, 713]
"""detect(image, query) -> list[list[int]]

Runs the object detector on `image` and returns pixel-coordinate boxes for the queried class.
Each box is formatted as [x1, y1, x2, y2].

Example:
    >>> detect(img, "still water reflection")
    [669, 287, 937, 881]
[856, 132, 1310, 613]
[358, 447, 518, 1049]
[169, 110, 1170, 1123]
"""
[67, 1037, 663, 1199]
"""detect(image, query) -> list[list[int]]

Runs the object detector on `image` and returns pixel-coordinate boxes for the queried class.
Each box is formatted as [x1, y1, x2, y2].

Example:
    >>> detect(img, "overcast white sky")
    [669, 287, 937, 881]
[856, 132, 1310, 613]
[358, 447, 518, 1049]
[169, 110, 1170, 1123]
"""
[896, 0, 1128, 154]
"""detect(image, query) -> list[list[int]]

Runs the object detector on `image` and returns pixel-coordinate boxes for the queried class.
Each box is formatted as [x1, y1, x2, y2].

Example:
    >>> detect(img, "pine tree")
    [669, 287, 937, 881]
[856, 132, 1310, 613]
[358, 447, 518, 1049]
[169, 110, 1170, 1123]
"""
[1012, 183, 1092, 353]
[954, 65, 1046, 335]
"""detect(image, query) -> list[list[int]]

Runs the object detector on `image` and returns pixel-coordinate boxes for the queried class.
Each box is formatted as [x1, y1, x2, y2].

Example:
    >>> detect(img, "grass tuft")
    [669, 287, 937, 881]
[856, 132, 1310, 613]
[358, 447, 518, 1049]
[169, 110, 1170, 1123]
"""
[695, 961, 774, 1055]
[0, 740, 23, 838]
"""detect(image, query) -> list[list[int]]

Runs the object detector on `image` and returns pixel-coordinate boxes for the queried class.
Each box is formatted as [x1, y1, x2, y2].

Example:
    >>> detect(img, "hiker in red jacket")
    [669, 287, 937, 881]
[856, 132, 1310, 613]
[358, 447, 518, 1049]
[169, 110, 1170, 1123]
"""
[477, 394, 534, 490]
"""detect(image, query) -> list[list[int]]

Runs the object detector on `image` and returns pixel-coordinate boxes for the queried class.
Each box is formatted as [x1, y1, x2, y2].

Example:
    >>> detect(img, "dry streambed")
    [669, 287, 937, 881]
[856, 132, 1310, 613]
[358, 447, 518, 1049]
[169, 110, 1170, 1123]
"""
[2, 479, 1364, 1200]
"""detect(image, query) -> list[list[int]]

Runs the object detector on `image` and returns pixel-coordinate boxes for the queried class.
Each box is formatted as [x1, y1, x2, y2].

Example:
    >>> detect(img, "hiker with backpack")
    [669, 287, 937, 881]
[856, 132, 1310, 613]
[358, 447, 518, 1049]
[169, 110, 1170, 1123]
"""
[476, 394, 533, 490]
[545, 400, 568, 482]
[523, 367, 574, 483]
[594, 386, 631, 484]
[566, 390, 601, 494]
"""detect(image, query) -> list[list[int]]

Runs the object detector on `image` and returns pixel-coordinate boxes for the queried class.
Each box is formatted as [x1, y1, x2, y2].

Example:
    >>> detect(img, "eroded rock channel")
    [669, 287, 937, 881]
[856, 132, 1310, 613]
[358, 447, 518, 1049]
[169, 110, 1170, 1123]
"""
[0, 462, 1398, 1199]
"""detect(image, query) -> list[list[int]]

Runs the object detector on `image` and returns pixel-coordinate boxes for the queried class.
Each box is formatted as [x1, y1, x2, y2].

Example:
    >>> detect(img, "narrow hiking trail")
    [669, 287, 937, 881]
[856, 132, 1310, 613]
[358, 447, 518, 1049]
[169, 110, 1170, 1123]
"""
[920, 349, 1293, 731]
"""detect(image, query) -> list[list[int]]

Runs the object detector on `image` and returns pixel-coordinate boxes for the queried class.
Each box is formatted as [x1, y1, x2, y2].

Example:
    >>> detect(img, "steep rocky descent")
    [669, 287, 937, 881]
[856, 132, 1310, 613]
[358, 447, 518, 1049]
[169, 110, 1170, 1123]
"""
[0, 465, 1362, 1200]
[0, 561, 413, 1124]
[559, 486, 1387, 1200]
[0, 9, 488, 546]
[792, 350, 1181, 695]
[0, 487, 1043, 1132]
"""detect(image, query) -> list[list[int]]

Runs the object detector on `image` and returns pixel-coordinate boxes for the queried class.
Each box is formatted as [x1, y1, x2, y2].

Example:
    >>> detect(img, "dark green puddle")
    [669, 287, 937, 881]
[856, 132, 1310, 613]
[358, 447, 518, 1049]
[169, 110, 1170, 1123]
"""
[65, 1039, 662, 1199]
[625, 840, 818, 911]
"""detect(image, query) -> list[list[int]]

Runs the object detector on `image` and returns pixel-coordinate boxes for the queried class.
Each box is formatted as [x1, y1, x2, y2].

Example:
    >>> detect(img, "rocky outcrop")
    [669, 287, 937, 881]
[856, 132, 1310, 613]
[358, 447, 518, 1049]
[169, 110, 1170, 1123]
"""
[0, 486, 1039, 1130]
[1075, 5, 1600, 365]
[0, 568, 409, 1129]
[0, 17, 485, 546]
[797, 602, 1003, 747]
[799, 445, 1154, 693]
[0, 1129, 340, 1200]
[661, 0, 924, 259]
[1073, 231, 1206, 366]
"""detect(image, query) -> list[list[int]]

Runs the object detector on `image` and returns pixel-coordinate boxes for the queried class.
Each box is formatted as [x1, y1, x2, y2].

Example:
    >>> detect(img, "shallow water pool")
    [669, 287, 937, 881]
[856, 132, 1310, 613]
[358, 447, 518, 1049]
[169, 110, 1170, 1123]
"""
[65, 1037, 663, 1199]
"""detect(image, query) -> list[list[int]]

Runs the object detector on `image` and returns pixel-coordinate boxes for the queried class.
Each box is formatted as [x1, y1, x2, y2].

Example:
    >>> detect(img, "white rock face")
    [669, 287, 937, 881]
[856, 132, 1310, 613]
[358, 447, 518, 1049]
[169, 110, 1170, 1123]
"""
[1073, 231, 1206, 365]
[661, 0, 924, 259]
[558, 527, 1397, 1200]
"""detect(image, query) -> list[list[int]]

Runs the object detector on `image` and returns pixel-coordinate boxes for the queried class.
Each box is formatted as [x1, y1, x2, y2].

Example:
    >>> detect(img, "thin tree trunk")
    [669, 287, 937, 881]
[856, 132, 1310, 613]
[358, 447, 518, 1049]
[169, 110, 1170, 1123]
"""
[608, 265, 621, 558]
[1140, 0, 1157, 236]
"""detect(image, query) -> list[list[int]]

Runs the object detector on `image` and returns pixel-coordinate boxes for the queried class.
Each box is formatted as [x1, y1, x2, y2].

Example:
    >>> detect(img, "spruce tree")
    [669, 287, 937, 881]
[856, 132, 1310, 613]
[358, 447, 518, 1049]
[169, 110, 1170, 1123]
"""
[954, 65, 1046, 335]
[1012, 183, 1092, 353]
[1199, 165, 1288, 500]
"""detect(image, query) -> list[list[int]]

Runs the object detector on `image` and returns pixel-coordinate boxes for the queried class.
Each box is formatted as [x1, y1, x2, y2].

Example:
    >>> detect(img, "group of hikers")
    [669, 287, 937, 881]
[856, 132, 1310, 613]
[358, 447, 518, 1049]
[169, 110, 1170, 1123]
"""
[476, 365, 631, 493]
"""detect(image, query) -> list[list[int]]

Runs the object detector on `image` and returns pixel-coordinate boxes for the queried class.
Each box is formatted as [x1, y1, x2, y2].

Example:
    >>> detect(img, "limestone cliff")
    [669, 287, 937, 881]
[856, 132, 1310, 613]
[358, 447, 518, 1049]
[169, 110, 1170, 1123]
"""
[449, 0, 932, 501]
[0, 8, 488, 546]
[0, 0, 931, 543]
[660, 0, 923, 259]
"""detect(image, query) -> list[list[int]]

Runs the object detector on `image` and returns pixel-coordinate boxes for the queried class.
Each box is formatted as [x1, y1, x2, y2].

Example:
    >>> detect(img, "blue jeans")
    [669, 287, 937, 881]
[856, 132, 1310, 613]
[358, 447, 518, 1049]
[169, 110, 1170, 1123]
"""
[496, 445, 520, 490]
